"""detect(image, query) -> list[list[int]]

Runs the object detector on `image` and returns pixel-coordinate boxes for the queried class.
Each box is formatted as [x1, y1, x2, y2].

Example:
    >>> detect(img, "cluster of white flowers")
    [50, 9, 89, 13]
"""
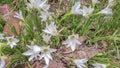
[71, 0, 114, 17]
[8, 0, 115, 68]
[23, 45, 56, 66]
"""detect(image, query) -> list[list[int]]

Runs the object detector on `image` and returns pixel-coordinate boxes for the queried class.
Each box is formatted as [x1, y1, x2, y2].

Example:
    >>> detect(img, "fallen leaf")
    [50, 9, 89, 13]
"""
[0, 4, 20, 36]
[0, 4, 10, 15]
[79, 36, 88, 43]
[32, 57, 66, 68]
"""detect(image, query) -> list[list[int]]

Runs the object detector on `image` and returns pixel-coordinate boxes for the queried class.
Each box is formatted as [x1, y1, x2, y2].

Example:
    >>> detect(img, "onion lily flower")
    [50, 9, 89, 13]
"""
[71, 2, 82, 15]
[40, 11, 53, 21]
[27, 0, 49, 11]
[101, 7, 113, 15]
[73, 58, 88, 68]
[92, 63, 106, 68]
[62, 34, 81, 51]
[43, 22, 58, 36]
[81, 6, 94, 17]
[107, 0, 115, 8]
[6, 36, 19, 49]
[22, 45, 41, 61]
[42, 34, 51, 43]
[39, 46, 57, 65]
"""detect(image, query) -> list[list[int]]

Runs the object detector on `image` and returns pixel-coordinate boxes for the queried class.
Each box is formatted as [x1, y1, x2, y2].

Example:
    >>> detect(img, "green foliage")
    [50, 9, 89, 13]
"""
[0, 0, 14, 4]
[0, 17, 5, 32]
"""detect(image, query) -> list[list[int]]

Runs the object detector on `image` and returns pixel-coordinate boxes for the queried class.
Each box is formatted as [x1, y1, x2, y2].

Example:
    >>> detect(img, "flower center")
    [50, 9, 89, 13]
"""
[9, 38, 13, 42]
[52, 30, 58, 35]
[43, 49, 48, 53]
[70, 36, 75, 41]
[86, 11, 90, 15]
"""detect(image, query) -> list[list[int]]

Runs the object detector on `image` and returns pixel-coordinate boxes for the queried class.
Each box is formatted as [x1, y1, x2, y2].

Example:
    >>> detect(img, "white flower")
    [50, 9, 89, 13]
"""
[43, 22, 58, 36]
[107, 0, 115, 8]
[6, 36, 19, 48]
[39, 46, 57, 65]
[82, 6, 94, 17]
[42, 34, 51, 43]
[0, 58, 5, 68]
[27, 0, 49, 10]
[41, 4, 50, 11]
[101, 8, 113, 15]
[92, 63, 106, 68]
[108, 0, 114, 3]
[14, 10, 23, 20]
[92, 0, 100, 4]
[0, 34, 4, 40]
[62, 34, 81, 51]
[74, 58, 88, 68]
[22, 45, 41, 61]
[71, 2, 82, 14]
[40, 11, 53, 21]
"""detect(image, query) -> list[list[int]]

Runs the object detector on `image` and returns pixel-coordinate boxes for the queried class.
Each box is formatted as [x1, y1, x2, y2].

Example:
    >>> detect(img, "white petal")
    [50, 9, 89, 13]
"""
[78, 58, 88, 64]
[70, 44, 76, 51]
[0, 59, 5, 68]
[14, 39, 19, 43]
[75, 40, 82, 45]
[10, 45, 14, 49]
[76, 65, 83, 68]
[50, 49, 57, 53]
[22, 50, 34, 56]
[26, 45, 33, 49]
[62, 39, 69, 45]
[29, 55, 35, 61]
[46, 54, 52, 60]
[42, 30, 52, 34]
[44, 56, 50, 65]
[39, 54, 44, 60]
[92, 63, 106, 68]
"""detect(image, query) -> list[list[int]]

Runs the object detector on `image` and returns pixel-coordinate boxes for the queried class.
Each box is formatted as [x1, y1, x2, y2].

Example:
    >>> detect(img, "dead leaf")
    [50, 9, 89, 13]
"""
[0, 4, 10, 15]
[0, 4, 20, 36]
[32, 58, 66, 68]
[79, 36, 88, 43]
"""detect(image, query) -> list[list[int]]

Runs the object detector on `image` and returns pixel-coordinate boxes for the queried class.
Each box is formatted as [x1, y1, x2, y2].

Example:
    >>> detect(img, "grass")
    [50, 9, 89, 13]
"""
[0, 0, 120, 68]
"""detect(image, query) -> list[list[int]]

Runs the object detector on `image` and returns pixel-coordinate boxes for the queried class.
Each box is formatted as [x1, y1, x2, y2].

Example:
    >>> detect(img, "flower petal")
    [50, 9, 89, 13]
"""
[44, 56, 50, 65]
[0, 59, 5, 68]
[22, 50, 34, 56]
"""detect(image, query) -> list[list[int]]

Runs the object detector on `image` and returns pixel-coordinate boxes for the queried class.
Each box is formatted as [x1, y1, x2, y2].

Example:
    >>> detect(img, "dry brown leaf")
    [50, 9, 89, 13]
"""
[60, 42, 107, 59]
[0, 4, 10, 15]
[0, 4, 20, 36]
[32, 58, 66, 68]
[79, 36, 88, 43]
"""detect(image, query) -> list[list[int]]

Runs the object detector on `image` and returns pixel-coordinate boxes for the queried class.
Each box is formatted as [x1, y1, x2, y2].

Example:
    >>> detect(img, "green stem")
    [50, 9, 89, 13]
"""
[59, 12, 72, 23]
